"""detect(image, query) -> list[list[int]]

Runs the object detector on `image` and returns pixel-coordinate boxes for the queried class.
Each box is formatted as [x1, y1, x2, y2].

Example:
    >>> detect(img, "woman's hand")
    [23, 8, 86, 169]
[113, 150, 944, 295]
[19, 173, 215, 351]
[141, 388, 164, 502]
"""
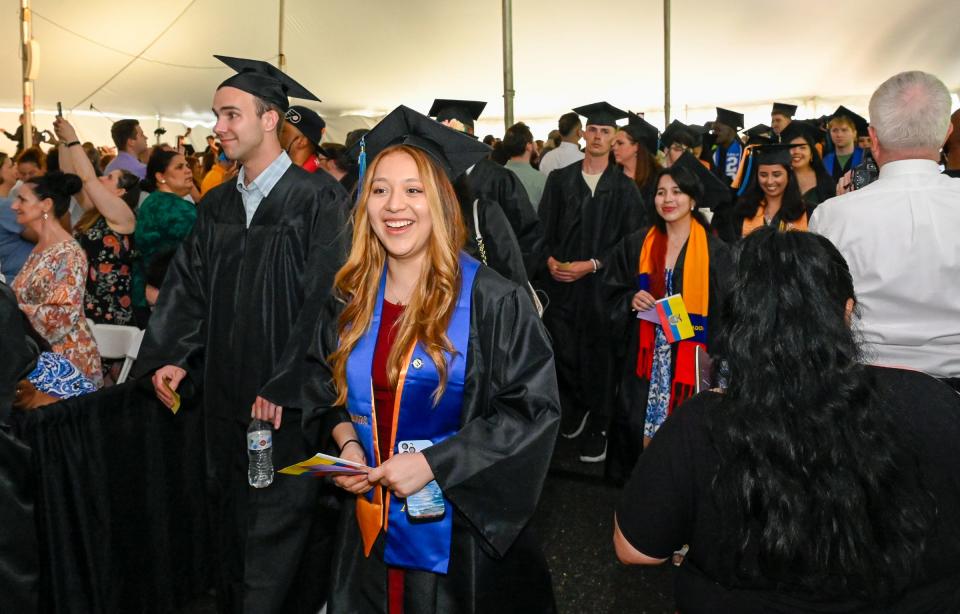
[366, 452, 435, 498]
[52, 117, 78, 144]
[631, 290, 657, 312]
[332, 437, 373, 495]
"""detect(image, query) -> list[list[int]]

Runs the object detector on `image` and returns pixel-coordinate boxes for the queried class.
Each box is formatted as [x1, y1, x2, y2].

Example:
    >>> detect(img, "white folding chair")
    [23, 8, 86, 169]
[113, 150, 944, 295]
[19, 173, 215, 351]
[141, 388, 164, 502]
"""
[90, 323, 145, 384]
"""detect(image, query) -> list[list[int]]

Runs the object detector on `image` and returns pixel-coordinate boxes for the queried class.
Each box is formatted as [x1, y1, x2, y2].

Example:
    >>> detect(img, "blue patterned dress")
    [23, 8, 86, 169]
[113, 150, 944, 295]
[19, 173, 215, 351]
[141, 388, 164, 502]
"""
[643, 269, 674, 438]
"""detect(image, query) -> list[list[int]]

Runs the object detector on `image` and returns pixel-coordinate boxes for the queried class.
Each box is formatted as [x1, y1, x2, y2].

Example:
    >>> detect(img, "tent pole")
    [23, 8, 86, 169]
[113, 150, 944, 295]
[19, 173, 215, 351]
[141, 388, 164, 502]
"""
[663, 0, 671, 125]
[501, 0, 515, 130]
[278, 0, 286, 71]
[20, 0, 34, 150]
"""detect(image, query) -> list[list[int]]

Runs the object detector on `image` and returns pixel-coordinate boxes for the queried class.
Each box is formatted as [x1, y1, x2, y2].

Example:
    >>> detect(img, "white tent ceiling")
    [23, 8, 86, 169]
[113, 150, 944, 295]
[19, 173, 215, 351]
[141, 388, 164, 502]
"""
[2, 0, 959, 152]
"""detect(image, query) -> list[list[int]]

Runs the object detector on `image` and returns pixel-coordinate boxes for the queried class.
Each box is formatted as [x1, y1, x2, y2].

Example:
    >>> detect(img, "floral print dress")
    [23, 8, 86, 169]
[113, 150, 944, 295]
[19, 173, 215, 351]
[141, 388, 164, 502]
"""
[643, 269, 674, 439]
[75, 216, 135, 325]
[12, 240, 103, 387]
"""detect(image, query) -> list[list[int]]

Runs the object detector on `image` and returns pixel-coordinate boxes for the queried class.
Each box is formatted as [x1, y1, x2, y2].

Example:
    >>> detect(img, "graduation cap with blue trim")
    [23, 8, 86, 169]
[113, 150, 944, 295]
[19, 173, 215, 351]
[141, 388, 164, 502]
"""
[348, 105, 491, 186]
[215, 55, 319, 111]
[623, 112, 660, 153]
[573, 102, 628, 127]
[428, 99, 487, 130]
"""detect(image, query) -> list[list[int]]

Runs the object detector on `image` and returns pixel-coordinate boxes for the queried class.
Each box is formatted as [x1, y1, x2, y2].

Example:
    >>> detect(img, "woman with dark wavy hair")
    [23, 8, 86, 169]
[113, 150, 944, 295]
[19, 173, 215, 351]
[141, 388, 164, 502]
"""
[715, 144, 808, 243]
[602, 161, 733, 485]
[614, 227, 960, 612]
[781, 121, 835, 211]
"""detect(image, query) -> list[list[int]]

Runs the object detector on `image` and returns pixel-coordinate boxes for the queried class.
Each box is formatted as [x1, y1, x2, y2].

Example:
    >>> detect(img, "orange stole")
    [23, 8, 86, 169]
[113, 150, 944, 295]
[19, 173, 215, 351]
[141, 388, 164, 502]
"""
[356, 344, 416, 556]
[741, 201, 809, 237]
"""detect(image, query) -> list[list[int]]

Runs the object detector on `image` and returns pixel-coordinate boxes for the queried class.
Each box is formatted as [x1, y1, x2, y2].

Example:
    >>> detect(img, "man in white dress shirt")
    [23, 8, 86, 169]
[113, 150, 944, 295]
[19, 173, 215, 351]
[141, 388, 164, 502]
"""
[810, 71, 960, 390]
[538, 112, 584, 176]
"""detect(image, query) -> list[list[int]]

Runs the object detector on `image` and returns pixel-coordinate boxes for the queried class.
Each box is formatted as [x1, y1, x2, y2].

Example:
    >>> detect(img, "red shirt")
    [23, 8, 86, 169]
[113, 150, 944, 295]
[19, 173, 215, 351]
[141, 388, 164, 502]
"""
[372, 299, 405, 463]
[302, 155, 321, 174]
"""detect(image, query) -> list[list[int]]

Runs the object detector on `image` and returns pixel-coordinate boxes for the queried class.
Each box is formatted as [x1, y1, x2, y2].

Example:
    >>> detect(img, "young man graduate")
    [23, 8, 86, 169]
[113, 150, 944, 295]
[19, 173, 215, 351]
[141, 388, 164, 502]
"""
[770, 102, 797, 139]
[536, 102, 647, 463]
[429, 98, 544, 278]
[134, 56, 351, 614]
[712, 107, 746, 185]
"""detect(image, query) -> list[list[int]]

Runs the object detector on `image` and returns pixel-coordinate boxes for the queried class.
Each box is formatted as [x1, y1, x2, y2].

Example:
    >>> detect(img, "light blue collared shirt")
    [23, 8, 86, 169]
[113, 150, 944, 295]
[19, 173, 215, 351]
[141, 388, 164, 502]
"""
[236, 151, 293, 227]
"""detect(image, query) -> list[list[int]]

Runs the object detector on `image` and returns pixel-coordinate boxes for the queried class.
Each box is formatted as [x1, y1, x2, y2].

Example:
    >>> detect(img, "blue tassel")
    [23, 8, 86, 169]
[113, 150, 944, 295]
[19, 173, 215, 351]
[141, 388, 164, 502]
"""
[356, 136, 367, 202]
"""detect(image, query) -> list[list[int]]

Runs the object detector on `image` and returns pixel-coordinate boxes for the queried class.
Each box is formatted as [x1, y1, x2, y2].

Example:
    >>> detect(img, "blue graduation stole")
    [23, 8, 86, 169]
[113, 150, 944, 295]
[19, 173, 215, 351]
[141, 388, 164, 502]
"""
[345, 253, 479, 573]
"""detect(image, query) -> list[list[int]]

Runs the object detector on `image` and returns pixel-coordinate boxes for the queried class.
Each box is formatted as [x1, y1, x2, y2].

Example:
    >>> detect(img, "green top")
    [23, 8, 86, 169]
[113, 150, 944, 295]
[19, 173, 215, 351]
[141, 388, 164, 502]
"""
[132, 191, 197, 309]
[505, 160, 547, 211]
[836, 153, 852, 170]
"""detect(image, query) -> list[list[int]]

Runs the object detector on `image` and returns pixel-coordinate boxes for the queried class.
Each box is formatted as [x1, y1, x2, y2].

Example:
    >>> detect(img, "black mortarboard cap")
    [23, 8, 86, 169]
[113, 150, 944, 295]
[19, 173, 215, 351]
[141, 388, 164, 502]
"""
[624, 112, 660, 153]
[284, 105, 326, 148]
[771, 102, 798, 117]
[350, 105, 491, 180]
[751, 143, 794, 167]
[428, 99, 487, 129]
[831, 105, 868, 135]
[779, 120, 820, 145]
[743, 124, 774, 146]
[672, 151, 731, 211]
[660, 119, 694, 149]
[573, 102, 628, 127]
[215, 55, 320, 111]
[715, 107, 745, 130]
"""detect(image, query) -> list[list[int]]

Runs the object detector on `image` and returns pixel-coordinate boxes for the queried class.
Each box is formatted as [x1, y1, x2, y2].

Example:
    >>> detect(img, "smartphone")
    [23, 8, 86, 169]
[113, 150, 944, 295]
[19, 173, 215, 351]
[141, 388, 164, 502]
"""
[57, 102, 63, 118]
[397, 439, 446, 520]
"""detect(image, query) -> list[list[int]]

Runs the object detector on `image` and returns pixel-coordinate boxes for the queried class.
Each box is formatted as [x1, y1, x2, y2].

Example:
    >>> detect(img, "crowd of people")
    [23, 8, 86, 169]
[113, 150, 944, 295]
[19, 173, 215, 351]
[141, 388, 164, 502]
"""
[1, 60, 959, 614]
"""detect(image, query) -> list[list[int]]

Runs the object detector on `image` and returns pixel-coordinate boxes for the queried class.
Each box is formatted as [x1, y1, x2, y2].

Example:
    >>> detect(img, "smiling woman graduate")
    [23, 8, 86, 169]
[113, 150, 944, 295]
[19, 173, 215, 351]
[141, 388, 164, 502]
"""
[276, 105, 560, 614]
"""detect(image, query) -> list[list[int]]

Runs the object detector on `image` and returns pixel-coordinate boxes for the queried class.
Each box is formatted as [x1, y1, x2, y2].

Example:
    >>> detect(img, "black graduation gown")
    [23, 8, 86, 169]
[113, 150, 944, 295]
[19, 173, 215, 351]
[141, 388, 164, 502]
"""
[460, 197, 529, 289]
[535, 161, 647, 427]
[466, 158, 544, 278]
[600, 228, 733, 484]
[132, 164, 351, 614]
[269, 265, 560, 614]
[0, 283, 40, 613]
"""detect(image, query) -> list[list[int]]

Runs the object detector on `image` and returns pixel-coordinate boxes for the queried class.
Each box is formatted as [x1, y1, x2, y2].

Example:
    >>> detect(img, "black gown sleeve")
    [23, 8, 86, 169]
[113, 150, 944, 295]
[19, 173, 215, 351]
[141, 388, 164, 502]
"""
[259, 183, 351, 402]
[601, 229, 646, 339]
[462, 197, 529, 289]
[535, 170, 563, 275]
[0, 285, 38, 420]
[472, 160, 544, 279]
[422, 271, 560, 556]
[132, 204, 209, 386]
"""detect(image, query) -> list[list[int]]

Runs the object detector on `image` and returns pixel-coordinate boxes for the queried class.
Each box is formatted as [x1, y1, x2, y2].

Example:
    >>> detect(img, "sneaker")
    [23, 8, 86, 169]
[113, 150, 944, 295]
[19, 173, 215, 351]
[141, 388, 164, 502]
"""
[578, 431, 607, 463]
[560, 408, 590, 439]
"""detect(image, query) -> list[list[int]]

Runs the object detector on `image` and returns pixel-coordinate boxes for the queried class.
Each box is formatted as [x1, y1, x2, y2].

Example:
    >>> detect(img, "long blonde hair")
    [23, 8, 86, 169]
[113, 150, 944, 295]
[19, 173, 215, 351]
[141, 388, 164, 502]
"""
[328, 145, 466, 406]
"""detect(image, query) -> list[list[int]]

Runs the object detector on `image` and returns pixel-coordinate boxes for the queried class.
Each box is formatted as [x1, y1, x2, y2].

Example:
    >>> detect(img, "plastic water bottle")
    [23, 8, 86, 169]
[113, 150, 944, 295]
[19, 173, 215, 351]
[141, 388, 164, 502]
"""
[247, 419, 274, 488]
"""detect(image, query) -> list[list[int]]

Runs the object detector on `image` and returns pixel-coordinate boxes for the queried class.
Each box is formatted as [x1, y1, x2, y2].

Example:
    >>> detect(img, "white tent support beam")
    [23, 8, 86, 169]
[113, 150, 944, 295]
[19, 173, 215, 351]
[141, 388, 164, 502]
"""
[20, 0, 33, 150]
[501, 0, 515, 130]
[663, 0, 671, 125]
[278, 0, 286, 71]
